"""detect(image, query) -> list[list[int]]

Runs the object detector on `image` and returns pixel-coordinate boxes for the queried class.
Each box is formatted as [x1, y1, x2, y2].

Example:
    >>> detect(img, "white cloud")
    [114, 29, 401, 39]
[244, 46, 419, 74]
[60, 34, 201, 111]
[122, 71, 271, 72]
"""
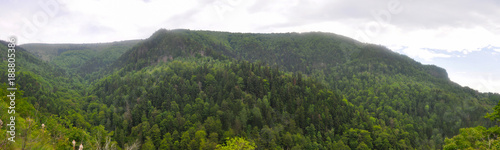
[367, 26, 500, 55]
[449, 72, 500, 93]
[2, 0, 500, 49]
[495, 49, 500, 52]
[402, 47, 451, 61]
[3, 0, 202, 44]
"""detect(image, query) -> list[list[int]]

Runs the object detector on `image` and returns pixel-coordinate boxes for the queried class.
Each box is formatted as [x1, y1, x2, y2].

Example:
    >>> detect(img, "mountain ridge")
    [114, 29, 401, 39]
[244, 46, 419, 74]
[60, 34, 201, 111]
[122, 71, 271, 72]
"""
[113, 29, 452, 84]
[20, 39, 141, 61]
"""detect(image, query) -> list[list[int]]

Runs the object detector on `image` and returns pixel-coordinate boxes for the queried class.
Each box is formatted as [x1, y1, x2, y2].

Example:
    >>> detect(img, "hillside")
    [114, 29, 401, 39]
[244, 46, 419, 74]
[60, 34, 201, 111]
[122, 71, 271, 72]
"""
[20, 40, 142, 82]
[0, 40, 112, 149]
[109, 29, 500, 149]
[20, 40, 141, 61]
[1, 29, 499, 149]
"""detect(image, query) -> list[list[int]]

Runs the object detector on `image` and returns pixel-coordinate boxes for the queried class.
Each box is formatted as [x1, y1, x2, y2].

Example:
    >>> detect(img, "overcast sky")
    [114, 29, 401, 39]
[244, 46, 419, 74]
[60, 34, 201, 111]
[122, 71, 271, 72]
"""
[1, 0, 499, 93]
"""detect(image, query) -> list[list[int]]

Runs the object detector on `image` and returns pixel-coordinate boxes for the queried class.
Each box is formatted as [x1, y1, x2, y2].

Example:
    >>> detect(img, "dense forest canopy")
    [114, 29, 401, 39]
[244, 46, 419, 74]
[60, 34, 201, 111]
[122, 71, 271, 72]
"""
[0, 29, 499, 149]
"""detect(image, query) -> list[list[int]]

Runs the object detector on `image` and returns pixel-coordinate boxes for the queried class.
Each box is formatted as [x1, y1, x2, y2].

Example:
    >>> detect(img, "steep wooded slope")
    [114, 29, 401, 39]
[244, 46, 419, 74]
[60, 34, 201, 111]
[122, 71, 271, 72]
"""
[107, 29, 500, 149]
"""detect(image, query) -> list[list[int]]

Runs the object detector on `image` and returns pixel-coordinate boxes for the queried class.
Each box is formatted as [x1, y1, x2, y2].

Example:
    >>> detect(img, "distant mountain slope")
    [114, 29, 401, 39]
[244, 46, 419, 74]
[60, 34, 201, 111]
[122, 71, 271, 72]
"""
[20, 39, 141, 61]
[20, 40, 141, 81]
[0, 40, 64, 94]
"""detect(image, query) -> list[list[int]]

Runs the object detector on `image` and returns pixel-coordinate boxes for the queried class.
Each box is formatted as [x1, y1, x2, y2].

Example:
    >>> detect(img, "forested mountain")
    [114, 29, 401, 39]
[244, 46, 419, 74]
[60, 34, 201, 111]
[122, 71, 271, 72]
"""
[1, 29, 499, 149]
[21, 40, 141, 82]
[111, 29, 500, 148]
[21, 40, 140, 61]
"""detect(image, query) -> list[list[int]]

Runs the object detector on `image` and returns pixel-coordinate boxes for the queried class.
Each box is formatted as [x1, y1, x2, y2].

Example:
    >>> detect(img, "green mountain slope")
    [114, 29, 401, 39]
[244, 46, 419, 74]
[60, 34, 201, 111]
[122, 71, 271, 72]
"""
[2, 29, 499, 150]
[21, 40, 141, 81]
[92, 57, 365, 149]
[0, 41, 121, 149]
[109, 29, 500, 149]
[20, 40, 141, 62]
